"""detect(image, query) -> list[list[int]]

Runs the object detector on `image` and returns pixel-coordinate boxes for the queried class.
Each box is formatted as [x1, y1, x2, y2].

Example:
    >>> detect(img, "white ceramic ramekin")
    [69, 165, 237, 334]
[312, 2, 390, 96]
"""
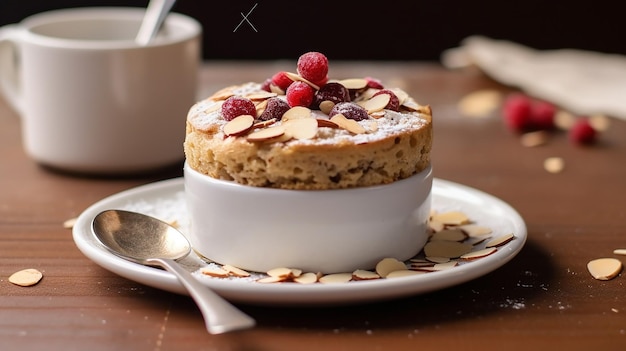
[184, 162, 432, 274]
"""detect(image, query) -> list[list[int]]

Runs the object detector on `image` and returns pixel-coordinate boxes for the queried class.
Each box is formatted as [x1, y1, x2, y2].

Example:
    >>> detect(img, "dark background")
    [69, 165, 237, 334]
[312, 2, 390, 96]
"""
[1, 0, 624, 61]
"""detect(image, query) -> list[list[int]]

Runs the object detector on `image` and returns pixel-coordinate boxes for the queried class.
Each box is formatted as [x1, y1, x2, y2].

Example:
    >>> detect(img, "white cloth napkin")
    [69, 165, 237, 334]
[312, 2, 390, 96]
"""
[442, 35, 626, 120]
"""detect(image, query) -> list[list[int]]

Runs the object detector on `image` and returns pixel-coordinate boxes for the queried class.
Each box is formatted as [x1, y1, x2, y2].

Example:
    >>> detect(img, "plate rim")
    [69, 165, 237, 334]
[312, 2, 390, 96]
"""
[72, 177, 527, 306]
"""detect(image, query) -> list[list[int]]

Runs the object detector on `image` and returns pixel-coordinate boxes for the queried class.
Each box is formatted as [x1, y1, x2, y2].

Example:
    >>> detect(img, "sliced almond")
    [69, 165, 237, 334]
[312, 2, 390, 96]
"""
[589, 114, 610, 132]
[390, 88, 409, 105]
[386, 270, 425, 278]
[521, 130, 549, 147]
[223, 115, 254, 136]
[330, 114, 366, 134]
[319, 273, 353, 284]
[554, 110, 576, 130]
[201, 266, 230, 278]
[294, 272, 319, 284]
[423, 241, 473, 258]
[485, 233, 515, 248]
[284, 71, 320, 90]
[352, 269, 381, 281]
[430, 228, 468, 242]
[587, 258, 623, 280]
[613, 249, 626, 256]
[9, 268, 43, 287]
[458, 224, 493, 237]
[63, 217, 77, 229]
[337, 78, 368, 90]
[255, 99, 269, 117]
[357, 94, 390, 114]
[245, 91, 277, 100]
[267, 267, 294, 279]
[252, 118, 276, 129]
[544, 157, 564, 173]
[425, 256, 451, 264]
[431, 261, 459, 270]
[208, 86, 236, 101]
[460, 247, 497, 260]
[375, 258, 407, 277]
[269, 84, 285, 95]
[369, 120, 379, 132]
[204, 100, 224, 114]
[429, 220, 445, 233]
[246, 125, 286, 142]
[319, 100, 335, 115]
[282, 106, 312, 121]
[370, 111, 386, 119]
[457, 89, 502, 118]
[257, 276, 285, 284]
[316, 119, 339, 128]
[221, 264, 251, 277]
[431, 211, 471, 226]
[283, 117, 318, 140]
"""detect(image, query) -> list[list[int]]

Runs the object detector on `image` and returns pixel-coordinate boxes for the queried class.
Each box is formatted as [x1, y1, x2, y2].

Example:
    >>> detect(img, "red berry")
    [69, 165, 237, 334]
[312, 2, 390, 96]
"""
[221, 96, 257, 121]
[372, 89, 400, 111]
[260, 78, 272, 92]
[297, 52, 329, 86]
[329, 102, 369, 121]
[271, 71, 293, 91]
[502, 93, 533, 132]
[259, 97, 290, 121]
[313, 82, 350, 109]
[531, 100, 556, 130]
[364, 76, 384, 89]
[286, 81, 315, 107]
[569, 118, 597, 145]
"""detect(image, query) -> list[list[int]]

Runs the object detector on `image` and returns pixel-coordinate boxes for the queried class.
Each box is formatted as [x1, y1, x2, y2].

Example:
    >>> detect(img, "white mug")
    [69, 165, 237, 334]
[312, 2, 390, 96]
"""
[0, 7, 202, 174]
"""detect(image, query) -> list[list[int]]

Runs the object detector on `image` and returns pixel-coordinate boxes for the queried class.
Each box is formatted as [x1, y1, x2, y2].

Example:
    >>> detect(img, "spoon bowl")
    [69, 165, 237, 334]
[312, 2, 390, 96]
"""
[92, 209, 255, 334]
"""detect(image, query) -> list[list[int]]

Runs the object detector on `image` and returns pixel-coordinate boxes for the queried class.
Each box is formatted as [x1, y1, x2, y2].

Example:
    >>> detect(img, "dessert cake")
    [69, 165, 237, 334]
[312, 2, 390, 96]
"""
[184, 52, 432, 190]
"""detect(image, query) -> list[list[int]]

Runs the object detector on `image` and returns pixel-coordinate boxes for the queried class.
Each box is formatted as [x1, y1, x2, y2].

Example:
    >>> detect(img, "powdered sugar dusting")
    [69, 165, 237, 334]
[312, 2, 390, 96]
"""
[188, 82, 429, 145]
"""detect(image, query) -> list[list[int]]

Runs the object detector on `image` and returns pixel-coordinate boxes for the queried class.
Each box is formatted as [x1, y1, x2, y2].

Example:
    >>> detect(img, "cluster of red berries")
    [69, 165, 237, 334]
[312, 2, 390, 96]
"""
[221, 51, 395, 122]
[502, 93, 597, 145]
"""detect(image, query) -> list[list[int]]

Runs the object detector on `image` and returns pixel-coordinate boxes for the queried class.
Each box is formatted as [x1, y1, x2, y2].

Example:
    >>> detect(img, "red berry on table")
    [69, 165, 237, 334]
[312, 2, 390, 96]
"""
[313, 82, 350, 109]
[329, 102, 369, 121]
[372, 89, 401, 112]
[531, 100, 556, 130]
[271, 71, 294, 91]
[502, 93, 533, 132]
[297, 52, 329, 86]
[259, 97, 291, 121]
[569, 118, 597, 145]
[286, 81, 315, 107]
[221, 96, 257, 121]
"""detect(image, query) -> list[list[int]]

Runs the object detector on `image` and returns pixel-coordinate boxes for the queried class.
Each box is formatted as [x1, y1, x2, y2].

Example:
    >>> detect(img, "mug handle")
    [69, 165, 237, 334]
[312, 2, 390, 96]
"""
[0, 25, 24, 115]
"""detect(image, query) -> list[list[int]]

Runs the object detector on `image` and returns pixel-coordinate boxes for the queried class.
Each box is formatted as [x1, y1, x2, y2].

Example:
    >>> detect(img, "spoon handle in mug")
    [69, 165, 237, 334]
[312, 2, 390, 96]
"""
[146, 257, 256, 334]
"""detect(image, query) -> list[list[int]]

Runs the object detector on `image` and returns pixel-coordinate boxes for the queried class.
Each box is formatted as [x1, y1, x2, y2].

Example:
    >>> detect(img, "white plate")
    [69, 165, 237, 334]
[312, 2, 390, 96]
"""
[73, 178, 527, 306]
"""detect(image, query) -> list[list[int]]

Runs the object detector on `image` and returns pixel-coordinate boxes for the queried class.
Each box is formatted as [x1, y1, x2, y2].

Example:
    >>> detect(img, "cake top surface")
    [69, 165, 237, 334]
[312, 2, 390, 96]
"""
[186, 52, 432, 146]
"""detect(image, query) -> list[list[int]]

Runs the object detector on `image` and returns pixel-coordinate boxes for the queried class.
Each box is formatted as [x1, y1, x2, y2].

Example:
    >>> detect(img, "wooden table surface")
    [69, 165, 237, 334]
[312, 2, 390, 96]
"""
[2, 61, 625, 351]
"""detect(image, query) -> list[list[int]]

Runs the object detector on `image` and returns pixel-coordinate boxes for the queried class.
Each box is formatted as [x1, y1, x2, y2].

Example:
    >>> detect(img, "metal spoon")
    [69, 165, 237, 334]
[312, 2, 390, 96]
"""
[135, 0, 177, 45]
[91, 209, 255, 334]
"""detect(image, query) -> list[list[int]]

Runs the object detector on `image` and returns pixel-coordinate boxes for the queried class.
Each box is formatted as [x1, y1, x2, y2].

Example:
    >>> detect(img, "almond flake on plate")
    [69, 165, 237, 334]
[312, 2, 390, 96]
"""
[375, 258, 407, 277]
[460, 247, 498, 260]
[430, 211, 471, 226]
[319, 273, 353, 284]
[423, 241, 473, 258]
[485, 233, 515, 248]
[352, 269, 380, 281]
